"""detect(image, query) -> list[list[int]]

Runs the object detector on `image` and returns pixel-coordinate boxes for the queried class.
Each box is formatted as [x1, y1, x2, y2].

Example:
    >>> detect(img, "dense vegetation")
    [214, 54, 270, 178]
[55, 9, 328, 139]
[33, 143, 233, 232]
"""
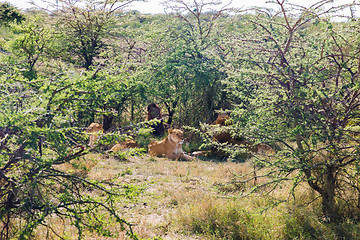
[0, 0, 360, 239]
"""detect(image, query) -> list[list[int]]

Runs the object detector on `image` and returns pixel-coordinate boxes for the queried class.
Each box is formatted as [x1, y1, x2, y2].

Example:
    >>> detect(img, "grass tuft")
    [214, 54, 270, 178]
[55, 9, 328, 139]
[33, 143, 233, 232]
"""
[176, 197, 267, 240]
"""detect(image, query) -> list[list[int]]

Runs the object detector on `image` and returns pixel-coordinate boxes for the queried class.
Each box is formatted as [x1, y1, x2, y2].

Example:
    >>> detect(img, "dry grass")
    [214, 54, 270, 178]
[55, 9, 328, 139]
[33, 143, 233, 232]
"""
[35, 153, 360, 240]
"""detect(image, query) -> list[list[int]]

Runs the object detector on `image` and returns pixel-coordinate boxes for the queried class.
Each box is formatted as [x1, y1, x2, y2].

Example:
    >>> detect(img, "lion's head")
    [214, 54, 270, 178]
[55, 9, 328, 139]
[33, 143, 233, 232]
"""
[87, 123, 103, 133]
[168, 129, 183, 144]
[86, 123, 103, 148]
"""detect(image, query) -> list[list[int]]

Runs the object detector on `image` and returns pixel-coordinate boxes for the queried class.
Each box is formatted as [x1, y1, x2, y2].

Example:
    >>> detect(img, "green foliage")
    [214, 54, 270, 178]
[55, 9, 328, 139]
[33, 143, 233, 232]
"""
[225, 1, 360, 221]
[1, 0, 360, 237]
[283, 208, 360, 240]
[111, 147, 146, 161]
[52, 0, 126, 69]
[121, 183, 145, 200]
[121, 168, 133, 176]
[284, 209, 331, 240]
[100, 131, 128, 147]
[0, 71, 137, 239]
[140, 1, 231, 125]
[0, 3, 24, 25]
[136, 126, 155, 148]
[9, 15, 53, 77]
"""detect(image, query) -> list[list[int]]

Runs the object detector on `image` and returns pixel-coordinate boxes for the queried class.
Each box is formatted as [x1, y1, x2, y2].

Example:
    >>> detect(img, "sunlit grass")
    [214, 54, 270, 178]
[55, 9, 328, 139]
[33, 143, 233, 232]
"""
[35, 153, 360, 239]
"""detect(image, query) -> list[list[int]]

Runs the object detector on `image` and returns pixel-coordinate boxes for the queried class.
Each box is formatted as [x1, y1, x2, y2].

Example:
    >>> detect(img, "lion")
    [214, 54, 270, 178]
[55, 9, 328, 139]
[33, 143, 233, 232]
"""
[212, 114, 274, 156]
[108, 139, 139, 153]
[212, 113, 241, 145]
[86, 123, 103, 148]
[213, 113, 231, 126]
[148, 129, 192, 160]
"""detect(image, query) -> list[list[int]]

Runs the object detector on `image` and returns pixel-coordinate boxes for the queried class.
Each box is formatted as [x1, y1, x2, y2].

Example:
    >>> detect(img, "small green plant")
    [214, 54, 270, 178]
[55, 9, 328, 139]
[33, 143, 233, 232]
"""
[137, 127, 154, 148]
[99, 132, 128, 148]
[148, 157, 157, 162]
[121, 168, 133, 176]
[111, 148, 146, 161]
[121, 184, 145, 200]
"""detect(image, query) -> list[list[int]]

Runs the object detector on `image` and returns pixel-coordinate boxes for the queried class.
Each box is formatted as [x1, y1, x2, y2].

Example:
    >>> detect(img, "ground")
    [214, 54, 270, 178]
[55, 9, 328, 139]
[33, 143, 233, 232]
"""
[85, 153, 255, 239]
[36, 152, 329, 240]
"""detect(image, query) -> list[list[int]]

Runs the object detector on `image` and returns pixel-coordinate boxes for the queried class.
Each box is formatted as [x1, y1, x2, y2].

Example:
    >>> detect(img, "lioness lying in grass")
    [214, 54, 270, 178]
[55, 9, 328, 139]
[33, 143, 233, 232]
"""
[148, 129, 193, 160]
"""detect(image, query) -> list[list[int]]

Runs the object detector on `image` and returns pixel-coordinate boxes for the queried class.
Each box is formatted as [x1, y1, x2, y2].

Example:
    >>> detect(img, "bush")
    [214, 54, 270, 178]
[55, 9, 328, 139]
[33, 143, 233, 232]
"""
[283, 207, 360, 240]
[0, 3, 24, 25]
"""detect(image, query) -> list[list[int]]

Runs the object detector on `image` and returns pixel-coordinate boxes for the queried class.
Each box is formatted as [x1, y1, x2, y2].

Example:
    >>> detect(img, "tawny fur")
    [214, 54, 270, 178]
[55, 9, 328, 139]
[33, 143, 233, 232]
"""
[213, 113, 231, 126]
[86, 123, 103, 148]
[108, 139, 139, 153]
[212, 114, 273, 155]
[148, 129, 192, 160]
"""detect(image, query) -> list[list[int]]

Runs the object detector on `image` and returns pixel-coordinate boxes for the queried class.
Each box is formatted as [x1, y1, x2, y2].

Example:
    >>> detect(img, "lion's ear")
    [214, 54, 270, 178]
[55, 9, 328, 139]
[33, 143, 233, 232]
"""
[168, 129, 173, 134]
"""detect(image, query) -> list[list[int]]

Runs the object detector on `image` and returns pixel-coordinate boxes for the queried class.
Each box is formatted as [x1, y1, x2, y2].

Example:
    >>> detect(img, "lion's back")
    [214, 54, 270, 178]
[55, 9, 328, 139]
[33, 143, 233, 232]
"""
[148, 140, 167, 156]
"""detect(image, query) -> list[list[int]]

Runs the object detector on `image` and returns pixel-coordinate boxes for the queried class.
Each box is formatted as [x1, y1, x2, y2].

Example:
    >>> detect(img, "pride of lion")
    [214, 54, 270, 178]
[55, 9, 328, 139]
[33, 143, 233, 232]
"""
[85, 107, 273, 160]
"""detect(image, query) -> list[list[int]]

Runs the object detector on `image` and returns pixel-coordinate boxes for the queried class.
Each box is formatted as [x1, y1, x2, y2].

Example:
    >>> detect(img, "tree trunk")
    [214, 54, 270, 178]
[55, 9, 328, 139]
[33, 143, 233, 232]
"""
[102, 114, 113, 132]
[167, 110, 174, 125]
[321, 166, 339, 221]
[165, 100, 178, 125]
[296, 133, 339, 220]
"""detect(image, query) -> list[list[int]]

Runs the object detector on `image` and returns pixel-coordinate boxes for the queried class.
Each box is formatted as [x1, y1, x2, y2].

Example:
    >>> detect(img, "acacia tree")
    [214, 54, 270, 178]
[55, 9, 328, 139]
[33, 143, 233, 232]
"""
[142, 0, 231, 125]
[46, 0, 138, 70]
[0, 70, 137, 239]
[25, 0, 148, 130]
[227, 1, 360, 221]
[95, 12, 154, 128]
[10, 15, 53, 78]
[0, 3, 24, 25]
[72, 69, 145, 130]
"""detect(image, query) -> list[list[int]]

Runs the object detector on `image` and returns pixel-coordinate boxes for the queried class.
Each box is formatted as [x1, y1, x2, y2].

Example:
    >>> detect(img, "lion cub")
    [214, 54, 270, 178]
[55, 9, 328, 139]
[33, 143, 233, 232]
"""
[148, 129, 192, 160]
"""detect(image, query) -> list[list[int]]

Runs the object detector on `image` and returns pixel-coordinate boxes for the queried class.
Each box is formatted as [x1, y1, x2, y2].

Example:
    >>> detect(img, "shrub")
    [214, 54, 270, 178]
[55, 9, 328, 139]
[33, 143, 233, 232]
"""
[283, 207, 360, 240]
